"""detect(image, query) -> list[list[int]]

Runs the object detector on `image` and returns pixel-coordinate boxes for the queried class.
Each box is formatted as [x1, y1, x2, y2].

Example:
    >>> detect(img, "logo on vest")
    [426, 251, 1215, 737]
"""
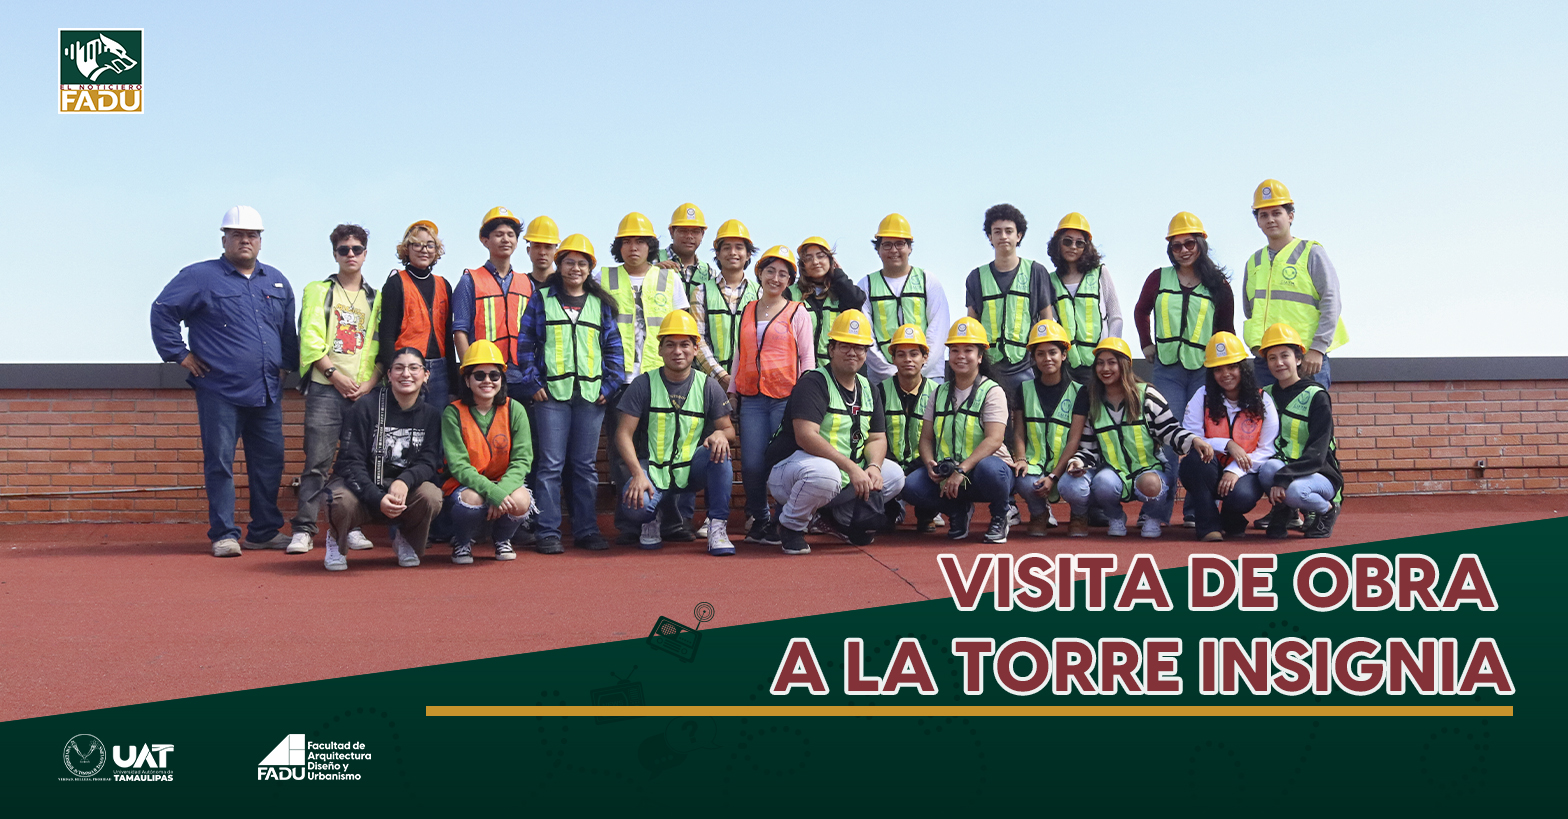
[59, 29, 143, 113]
[1281, 265, 1299, 282]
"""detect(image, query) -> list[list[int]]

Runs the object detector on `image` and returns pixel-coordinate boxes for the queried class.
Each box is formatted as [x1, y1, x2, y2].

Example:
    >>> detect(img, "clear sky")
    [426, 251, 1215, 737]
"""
[4, 1, 1564, 362]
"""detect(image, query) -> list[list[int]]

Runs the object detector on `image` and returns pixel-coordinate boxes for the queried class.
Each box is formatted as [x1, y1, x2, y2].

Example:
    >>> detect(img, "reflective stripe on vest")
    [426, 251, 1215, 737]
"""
[1203, 402, 1263, 469]
[602, 265, 677, 375]
[646, 370, 709, 491]
[817, 367, 873, 487]
[1049, 266, 1102, 368]
[469, 266, 532, 365]
[442, 400, 511, 494]
[1153, 266, 1215, 370]
[733, 301, 803, 399]
[395, 269, 448, 356]
[977, 261, 1034, 366]
[933, 377, 1000, 462]
[790, 284, 843, 359]
[1091, 383, 1161, 498]
[541, 289, 604, 402]
[1242, 239, 1350, 352]
[878, 375, 936, 465]
[866, 268, 927, 360]
[700, 277, 760, 371]
[1020, 378, 1080, 478]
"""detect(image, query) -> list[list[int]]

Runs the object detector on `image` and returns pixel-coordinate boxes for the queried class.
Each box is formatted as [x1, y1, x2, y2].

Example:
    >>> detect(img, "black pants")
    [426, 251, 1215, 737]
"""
[1179, 452, 1265, 537]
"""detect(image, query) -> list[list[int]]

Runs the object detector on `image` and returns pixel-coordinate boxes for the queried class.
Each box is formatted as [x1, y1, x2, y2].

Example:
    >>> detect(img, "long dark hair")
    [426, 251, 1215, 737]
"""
[1047, 230, 1104, 274]
[542, 269, 620, 315]
[1087, 350, 1144, 423]
[942, 345, 995, 387]
[1166, 235, 1229, 290]
[457, 363, 508, 407]
[1205, 363, 1264, 424]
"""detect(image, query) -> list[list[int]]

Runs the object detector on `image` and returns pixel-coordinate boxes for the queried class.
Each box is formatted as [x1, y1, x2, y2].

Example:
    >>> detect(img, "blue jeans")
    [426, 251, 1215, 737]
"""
[1013, 471, 1056, 517]
[618, 446, 732, 524]
[1179, 452, 1265, 537]
[1258, 459, 1335, 513]
[1060, 465, 1166, 523]
[195, 389, 285, 543]
[901, 455, 1013, 520]
[445, 487, 525, 547]
[1254, 355, 1332, 390]
[1148, 360, 1206, 524]
[423, 356, 452, 409]
[533, 397, 605, 540]
[739, 394, 788, 522]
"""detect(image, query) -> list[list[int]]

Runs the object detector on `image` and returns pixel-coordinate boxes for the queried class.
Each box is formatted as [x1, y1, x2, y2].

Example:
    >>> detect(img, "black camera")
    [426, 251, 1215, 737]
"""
[932, 459, 962, 478]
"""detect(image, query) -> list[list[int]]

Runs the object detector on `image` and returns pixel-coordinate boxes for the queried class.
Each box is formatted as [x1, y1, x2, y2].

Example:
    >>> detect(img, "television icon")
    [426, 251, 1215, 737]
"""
[589, 668, 645, 725]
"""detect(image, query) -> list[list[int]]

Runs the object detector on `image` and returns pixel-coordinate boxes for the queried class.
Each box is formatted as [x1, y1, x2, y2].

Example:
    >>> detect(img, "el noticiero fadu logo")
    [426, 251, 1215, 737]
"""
[59, 29, 142, 114]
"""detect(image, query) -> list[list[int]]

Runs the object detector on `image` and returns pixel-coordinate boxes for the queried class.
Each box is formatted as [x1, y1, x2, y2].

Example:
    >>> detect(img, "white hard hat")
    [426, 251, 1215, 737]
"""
[221, 205, 265, 231]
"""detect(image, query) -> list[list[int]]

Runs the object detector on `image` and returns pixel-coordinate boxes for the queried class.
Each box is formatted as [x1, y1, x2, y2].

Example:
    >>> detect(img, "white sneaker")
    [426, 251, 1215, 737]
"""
[640, 520, 662, 548]
[212, 538, 241, 558]
[393, 530, 420, 567]
[695, 519, 710, 538]
[324, 533, 347, 571]
[285, 532, 313, 554]
[1046, 507, 1059, 527]
[707, 523, 735, 556]
[345, 528, 373, 550]
[1141, 518, 1163, 539]
[1006, 503, 1022, 527]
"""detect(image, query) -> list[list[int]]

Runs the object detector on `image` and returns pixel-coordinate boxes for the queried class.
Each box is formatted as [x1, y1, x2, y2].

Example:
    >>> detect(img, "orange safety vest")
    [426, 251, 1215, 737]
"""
[443, 400, 512, 494]
[468, 265, 533, 365]
[733, 301, 803, 399]
[395, 269, 449, 356]
[1204, 404, 1263, 468]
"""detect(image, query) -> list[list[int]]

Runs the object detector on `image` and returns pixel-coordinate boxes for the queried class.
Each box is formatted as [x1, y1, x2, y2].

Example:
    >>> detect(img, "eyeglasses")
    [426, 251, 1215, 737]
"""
[1059, 237, 1087, 249]
[878, 240, 910, 250]
[336, 245, 366, 257]
[468, 370, 503, 382]
[1169, 238, 1200, 252]
[391, 363, 425, 374]
[406, 241, 437, 252]
[801, 251, 831, 263]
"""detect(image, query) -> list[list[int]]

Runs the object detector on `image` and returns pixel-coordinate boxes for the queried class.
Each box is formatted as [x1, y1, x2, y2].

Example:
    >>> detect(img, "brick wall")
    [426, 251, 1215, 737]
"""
[3, 379, 1566, 525]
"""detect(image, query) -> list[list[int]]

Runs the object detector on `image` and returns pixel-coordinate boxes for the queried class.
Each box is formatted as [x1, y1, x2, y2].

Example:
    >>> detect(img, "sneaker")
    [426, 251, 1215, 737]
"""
[393, 530, 420, 567]
[1006, 502, 1022, 527]
[707, 523, 736, 556]
[760, 522, 783, 546]
[695, 519, 710, 538]
[744, 519, 771, 544]
[243, 532, 290, 550]
[514, 528, 537, 546]
[1087, 508, 1111, 527]
[211, 538, 241, 558]
[1303, 504, 1341, 539]
[915, 516, 937, 534]
[324, 533, 347, 571]
[285, 532, 314, 554]
[947, 506, 974, 540]
[1287, 511, 1306, 531]
[1140, 517, 1162, 539]
[640, 520, 663, 549]
[1182, 516, 1197, 529]
[1201, 531, 1225, 542]
[847, 528, 876, 547]
[345, 528, 373, 550]
[780, 526, 811, 555]
[1027, 515, 1049, 538]
[1068, 513, 1089, 538]
[1046, 506, 1059, 527]
[494, 542, 517, 561]
[536, 536, 565, 555]
[1254, 510, 1304, 531]
[980, 515, 1010, 544]
[806, 515, 832, 535]
[451, 543, 474, 564]
[614, 530, 641, 546]
[1265, 504, 1292, 540]
[661, 518, 696, 542]
[1107, 517, 1128, 537]
[576, 534, 610, 551]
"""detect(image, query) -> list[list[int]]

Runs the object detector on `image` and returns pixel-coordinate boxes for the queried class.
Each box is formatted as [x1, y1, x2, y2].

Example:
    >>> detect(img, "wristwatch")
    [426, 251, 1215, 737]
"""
[323, 367, 337, 378]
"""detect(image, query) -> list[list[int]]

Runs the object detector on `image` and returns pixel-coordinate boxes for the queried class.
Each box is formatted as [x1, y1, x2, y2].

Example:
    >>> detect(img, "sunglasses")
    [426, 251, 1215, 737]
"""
[468, 370, 503, 382]
[1169, 238, 1200, 252]
[1059, 237, 1087, 249]
[335, 245, 366, 257]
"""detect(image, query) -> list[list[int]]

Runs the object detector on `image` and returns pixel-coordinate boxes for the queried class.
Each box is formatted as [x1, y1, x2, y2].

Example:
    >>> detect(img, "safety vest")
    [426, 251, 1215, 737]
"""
[1203, 400, 1264, 469]
[699, 277, 760, 372]
[1153, 267, 1216, 370]
[602, 265, 677, 376]
[1264, 382, 1343, 503]
[1049, 266, 1102, 368]
[789, 283, 845, 359]
[932, 377, 1001, 462]
[1020, 378, 1081, 478]
[395, 269, 448, 356]
[816, 367, 873, 487]
[733, 301, 804, 399]
[442, 399, 512, 494]
[878, 375, 936, 465]
[976, 260, 1035, 366]
[1090, 383, 1162, 498]
[657, 247, 717, 290]
[468, 264, 532, 365]
[1242, 239, 1350, 353]
[866, 268, 927, 360]
[540, 288, 605, 402]
[646, 370, 709, 491]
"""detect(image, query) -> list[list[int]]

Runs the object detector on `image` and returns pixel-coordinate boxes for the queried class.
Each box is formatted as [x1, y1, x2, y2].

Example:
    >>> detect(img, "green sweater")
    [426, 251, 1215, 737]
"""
[441, 399, 533, 506]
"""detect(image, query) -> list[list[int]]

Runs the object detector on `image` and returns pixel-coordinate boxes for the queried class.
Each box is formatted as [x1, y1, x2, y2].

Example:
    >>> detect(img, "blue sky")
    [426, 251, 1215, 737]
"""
[4, 1, 1564, 362]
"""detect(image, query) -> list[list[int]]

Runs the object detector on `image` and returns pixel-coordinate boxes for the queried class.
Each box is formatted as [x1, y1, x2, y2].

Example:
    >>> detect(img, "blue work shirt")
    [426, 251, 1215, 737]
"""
[514, 286, 625, 400]
[452, 260, 525, 385]
[150, 256, 299, 407]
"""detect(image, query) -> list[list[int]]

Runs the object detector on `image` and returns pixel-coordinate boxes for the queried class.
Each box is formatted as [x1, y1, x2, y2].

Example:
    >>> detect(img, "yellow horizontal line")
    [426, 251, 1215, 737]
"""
[427, 705, 1512, 718]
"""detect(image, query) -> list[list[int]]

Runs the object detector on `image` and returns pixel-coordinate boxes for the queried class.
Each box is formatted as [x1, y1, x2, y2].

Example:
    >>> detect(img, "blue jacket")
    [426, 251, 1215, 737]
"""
[150, 257, 299, 406]
[515, 286, 624, 400]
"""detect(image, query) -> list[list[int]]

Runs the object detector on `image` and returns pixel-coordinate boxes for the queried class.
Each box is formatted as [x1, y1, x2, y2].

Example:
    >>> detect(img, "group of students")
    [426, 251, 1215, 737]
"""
[268, 179, 1346, 569]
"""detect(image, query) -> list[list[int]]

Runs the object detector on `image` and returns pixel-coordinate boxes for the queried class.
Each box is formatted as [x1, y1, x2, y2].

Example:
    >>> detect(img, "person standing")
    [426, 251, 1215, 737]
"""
[656, 203, 717, 289]
[965, 204, 1058, 394]
[877, 324, 940, 532]
[453, 207, 533, 397]
[860, 214, 949, 384]
[1010, 320, 1080, 537]
[378, 220, 455, 407]
[1178, 332, 1278, 542]
[1242, 179, 1348, 389]
[288, 223, 382, 555]
[1043, 212, 1124, 385]
[689, 218, 760, 391]
[150, 206, 298, 557]
[792, 237, 867, 361]
[523, 215, 560, 290]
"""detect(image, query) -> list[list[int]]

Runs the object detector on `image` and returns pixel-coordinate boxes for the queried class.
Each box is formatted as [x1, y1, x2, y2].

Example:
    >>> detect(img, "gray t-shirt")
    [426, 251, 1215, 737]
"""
[617, 368, 732, 460]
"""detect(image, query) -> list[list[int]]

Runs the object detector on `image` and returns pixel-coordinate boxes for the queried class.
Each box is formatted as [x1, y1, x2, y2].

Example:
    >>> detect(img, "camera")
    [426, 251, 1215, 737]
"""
[932, 459, 963, 478]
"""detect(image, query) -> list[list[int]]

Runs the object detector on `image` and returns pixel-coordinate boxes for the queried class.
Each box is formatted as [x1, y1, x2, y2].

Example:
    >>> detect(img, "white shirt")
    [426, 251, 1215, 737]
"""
[1182, 386, 1279, 475]
[857, 269, 950, 383]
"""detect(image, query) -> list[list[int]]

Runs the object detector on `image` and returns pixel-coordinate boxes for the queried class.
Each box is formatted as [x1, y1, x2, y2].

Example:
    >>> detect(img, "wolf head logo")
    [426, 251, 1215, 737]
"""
[65, 34, 138, 81]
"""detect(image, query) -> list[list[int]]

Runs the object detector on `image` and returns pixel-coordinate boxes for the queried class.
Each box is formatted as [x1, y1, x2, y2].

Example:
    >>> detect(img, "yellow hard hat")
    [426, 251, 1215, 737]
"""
[405, 219, 438, 238]
[945, 317, 990, 348]
[657, 308, 703, 339]
[797, 236, 832, 257]
[875, 213, 913, 240]
[1204, 331, 1247, 367]
[480, 206, 521, 235]
[1056, 212, 1093, 239]
[756, 245, 797, 276]
[1093, 337, 1133, 359]
[1258, 323, 1306, 355]
[461, 339, 506, 370]
[524, 215, 559, 245]
[827, 309, 875, 346]
[1027, 319, 1072, 349]
[713, 218, 752, 249]
[888, 323, 929, 353]
[1166, 212, 1207, 238]
[669, 203, 707, 229]
[1253, 179, 1293, 209]
[615, 212, 657, 239]
[553, 233, 597, 270]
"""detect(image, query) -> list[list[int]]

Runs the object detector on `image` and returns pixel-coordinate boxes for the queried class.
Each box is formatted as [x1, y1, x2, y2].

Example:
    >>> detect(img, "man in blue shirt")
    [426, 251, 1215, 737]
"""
[150, 206, 299, 558]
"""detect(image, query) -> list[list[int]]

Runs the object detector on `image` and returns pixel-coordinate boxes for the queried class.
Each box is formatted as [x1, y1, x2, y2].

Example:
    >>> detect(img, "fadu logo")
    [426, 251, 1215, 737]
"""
[60, 29, 144, 114]
[258, 733, 306, 780]
[114, 743, 174, 768]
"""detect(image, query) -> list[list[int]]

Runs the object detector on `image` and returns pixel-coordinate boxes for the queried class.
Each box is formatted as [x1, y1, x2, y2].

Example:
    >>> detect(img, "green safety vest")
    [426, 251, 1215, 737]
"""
[601, 265, 678, 376]
[699, 277, 760, 372]
[1263, 382, 1343, 504]
[790, 284, 845, 359]
[646, 370, 709, 491]
[1020, 378, 1081, 480]
[1153, 267, 1216, 370]
[657, 247, 717, 291]
[976, 261, 1035, 366]
[877, 375, 936, 465]
[816, 367, 873, 487]
[1090, 383, 1162, 499]
[1049, 266, 1102, 368]
[1242, 239, 1349, 353]
[540, 289, 604, 402]
[866, 268, 927, 360]
[933, 377, 1001, 462]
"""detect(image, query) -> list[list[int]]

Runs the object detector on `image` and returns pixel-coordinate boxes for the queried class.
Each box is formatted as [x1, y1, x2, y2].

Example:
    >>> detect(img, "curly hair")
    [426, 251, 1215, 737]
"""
[611, 235, 661, 264]
[396, 224, 444, 267]
[712, 238, 757, 269]
[1047, 230, 1103, 274]
[328, 223, 367, 248]
[1166, 236, 1229, 290]
[1204, 364, 1265, 425]
[983, 203, 1028, 239]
